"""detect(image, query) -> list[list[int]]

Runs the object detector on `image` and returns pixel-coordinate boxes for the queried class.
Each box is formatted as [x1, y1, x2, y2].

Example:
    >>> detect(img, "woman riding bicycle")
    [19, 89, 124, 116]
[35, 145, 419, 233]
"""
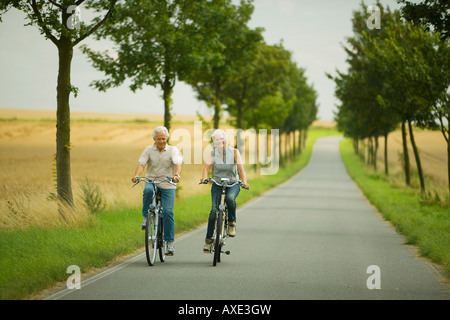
[200, 129, 249, 253]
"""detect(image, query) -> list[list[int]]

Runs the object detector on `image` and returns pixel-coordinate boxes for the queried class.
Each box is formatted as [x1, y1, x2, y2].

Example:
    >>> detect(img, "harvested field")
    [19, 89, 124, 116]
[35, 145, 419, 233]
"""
[376, 129, 447, 189]
[0, 109, 215, 229]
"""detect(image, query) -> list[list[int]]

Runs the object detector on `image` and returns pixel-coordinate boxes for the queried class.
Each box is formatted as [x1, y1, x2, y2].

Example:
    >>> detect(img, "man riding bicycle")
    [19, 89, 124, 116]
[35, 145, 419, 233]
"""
[200, 129, 249, 253]
[132, 126, 182, 256]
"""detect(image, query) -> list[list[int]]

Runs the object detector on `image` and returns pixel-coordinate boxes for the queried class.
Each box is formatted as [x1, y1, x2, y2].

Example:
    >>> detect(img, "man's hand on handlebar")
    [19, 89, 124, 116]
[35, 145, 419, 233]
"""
[132, 176, 177, 188]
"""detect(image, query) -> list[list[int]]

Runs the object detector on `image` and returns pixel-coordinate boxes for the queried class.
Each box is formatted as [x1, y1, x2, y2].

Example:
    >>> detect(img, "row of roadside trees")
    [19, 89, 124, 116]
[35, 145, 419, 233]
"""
[0, 0, 317, 215]
[328, 0, 450, 196]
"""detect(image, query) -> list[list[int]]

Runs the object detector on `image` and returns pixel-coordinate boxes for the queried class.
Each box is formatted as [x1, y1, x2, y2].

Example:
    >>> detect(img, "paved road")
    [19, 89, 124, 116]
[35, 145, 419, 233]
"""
[46, 136, 449, 300]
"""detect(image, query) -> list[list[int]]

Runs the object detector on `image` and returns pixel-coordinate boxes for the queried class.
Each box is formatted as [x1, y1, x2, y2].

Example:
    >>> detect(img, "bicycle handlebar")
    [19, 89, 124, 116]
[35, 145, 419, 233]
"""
[199, 178, 249, 190]
[132, 176, 177, 188]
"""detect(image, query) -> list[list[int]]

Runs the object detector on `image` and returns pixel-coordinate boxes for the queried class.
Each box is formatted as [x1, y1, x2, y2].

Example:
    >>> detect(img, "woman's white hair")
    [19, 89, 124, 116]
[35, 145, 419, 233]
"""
[152, 126, 169, 139]
[211, 129, 228, 146]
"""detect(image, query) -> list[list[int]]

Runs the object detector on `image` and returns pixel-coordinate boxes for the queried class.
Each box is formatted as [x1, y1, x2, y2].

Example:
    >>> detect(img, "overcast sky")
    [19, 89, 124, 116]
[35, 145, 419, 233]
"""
[0, 0, 405, 121]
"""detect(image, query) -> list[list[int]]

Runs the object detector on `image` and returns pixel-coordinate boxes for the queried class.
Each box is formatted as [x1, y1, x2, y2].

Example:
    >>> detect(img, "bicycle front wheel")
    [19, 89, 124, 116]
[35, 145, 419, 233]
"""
[145, 213, 158, 266]
[213, 212, 223, 266]
[158, 215, 166, 262]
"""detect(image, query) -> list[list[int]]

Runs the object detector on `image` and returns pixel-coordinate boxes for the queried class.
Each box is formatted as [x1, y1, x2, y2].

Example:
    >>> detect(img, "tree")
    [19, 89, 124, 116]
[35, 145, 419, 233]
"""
[225, 42, 292, 130]
[81, 0, 224, 132]
[222, 39, 316, 166]
[286, 67, 318, 157]
[0, 0, 117, 214]
[398, 0, 450, 40]
[405, 27, 450, 195]
[428, 40, 450, 196]
[368, 20, 444, 194]
[398, 0, 450, 195]
[329, 2, 400, 175]
[187, 0, 261, 129]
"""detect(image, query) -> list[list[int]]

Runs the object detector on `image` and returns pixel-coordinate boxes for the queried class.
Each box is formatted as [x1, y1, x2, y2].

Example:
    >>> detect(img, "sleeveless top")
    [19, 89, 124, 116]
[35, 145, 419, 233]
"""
[212, 146, 238, 183]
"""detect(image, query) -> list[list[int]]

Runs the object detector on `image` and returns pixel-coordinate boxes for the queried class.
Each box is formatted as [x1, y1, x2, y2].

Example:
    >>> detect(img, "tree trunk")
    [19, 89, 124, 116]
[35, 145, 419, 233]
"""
[401, 120, 411, 186]
[286, 131, 291, 161]
[408, 120, 425, 194]
[447, 141, 450, 197]
[291, 131, 295, 160]
[235, 100, 245, 157]
[213, 79, 221, 129]
[367, 137, 372, 166]
[384, 132, 389, 176]
[359, 139, 365, 162]
[289, 131, 293, 161]
[285, 131, 289, 162]
[437, 113, 450, 196]
[353, 138, 359, 156]
[236, 101, 243, 130]
[56, 39, 74, 214]
[298, 129, 302, 155]
[162, 77, 173, 133]
[374, 136, 378, 171]
[292, 130, 297, 158]
[303, 130, 307, 150]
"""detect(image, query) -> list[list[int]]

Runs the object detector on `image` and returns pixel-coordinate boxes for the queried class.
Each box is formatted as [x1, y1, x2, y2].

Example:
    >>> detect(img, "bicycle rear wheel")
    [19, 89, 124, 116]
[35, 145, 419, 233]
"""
[145, 213, 158, 266]
[213, 212, 223, 266]
[158, 215, 166, 262]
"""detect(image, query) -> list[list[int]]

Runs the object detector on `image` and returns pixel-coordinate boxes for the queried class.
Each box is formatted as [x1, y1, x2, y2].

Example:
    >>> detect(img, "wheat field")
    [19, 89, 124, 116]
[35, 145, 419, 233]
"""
[0, 109, 215, 229]
[373, 129, 447, 190]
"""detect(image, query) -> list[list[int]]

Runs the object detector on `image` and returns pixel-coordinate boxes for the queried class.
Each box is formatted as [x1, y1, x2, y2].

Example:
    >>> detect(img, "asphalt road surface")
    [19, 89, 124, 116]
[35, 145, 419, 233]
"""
[45, 136, 449, 300]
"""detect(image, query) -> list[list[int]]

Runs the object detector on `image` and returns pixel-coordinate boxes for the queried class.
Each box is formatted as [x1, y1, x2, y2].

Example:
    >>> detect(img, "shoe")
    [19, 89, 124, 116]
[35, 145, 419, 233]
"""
[203, 240, 213, 253]
[141, 217, 147, 230]
[227, 222, 236, 237]
[167, 242, 175, 256]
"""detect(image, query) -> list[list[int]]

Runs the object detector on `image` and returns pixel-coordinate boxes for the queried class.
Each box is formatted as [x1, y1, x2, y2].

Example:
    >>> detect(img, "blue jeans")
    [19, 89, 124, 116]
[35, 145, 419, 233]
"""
[206, 184, 240, 240]
[142, 183, 176, 243]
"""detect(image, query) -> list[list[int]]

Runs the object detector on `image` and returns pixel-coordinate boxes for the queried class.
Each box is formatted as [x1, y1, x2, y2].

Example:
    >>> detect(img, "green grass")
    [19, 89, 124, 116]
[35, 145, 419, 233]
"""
[0, 128, 339, 300]
[0, 208, 144, 299]
[340, 138, 450, 280]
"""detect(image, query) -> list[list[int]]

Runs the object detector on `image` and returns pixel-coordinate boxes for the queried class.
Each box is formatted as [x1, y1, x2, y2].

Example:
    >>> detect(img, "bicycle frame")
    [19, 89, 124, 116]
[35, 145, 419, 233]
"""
[216, 180, 230, 242]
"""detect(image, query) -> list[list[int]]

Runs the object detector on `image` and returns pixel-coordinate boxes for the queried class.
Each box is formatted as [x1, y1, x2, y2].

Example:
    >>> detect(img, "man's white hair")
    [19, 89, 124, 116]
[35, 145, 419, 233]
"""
[152, 126, 169, 139]
[211, 129, 228, 146]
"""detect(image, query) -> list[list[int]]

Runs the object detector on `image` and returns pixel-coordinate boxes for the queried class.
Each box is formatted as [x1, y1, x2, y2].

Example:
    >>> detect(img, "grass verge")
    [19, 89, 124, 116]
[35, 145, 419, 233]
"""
[340, 138, 450, 281]
[0, 128, 339, 300]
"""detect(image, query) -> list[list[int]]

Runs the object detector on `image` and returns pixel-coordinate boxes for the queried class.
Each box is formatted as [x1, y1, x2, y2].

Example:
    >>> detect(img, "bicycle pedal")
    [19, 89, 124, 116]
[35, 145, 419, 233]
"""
[222, 251, 231, 255]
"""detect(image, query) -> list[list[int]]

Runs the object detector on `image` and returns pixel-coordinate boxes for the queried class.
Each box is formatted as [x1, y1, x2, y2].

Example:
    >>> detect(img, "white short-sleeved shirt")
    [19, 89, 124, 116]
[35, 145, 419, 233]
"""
[139, 144, 182, 189]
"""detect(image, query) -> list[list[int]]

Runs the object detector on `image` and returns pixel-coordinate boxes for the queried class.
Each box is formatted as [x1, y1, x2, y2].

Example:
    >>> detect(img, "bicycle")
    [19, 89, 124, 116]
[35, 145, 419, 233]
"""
[200, 178, 249, 266]
[132, 177, 176, 266]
